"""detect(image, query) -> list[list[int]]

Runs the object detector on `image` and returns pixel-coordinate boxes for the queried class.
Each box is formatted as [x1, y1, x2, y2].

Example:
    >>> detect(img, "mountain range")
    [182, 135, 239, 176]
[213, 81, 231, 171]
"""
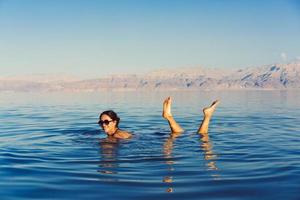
[1, 62, 299, 92]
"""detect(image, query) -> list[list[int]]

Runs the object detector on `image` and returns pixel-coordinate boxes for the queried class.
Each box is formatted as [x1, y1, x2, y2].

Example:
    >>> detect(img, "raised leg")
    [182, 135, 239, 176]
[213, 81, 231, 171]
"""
[162, 97, 184, 133]
[197, 100, 220, 134]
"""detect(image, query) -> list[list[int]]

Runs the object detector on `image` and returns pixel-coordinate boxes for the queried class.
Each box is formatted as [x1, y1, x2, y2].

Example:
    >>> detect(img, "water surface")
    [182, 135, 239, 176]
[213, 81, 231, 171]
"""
[1, 91, 300, 200]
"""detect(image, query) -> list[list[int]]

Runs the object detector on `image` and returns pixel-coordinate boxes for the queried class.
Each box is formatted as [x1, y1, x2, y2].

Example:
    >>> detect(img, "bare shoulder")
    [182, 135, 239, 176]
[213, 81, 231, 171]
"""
[114, 129, 132, 139]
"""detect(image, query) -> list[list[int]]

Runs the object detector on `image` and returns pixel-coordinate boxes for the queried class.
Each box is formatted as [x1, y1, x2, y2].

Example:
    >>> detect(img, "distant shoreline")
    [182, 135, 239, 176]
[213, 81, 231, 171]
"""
[1, 62, 299, 92]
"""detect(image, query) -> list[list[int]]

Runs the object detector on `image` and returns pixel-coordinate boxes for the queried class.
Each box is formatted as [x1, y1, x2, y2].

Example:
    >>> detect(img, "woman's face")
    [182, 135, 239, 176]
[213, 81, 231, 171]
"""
[100, 114, 117, 135]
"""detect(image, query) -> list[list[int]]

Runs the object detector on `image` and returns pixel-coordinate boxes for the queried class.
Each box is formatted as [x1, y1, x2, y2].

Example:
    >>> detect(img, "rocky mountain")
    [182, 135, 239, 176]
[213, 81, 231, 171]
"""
[0, 62, 299, 92]
[220, 62, 300, 89]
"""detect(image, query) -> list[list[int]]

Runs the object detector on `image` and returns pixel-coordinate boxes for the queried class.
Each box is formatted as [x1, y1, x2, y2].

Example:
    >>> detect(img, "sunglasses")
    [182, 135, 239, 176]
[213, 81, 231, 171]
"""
[98, 120, 113, 126]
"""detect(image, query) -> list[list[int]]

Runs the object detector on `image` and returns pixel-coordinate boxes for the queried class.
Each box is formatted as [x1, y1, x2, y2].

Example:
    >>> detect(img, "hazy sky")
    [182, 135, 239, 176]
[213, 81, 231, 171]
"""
[0, 0, 299, 77]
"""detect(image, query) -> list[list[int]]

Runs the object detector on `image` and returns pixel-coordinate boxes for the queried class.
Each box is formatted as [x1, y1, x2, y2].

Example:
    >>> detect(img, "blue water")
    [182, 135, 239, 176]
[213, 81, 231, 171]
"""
[1, 91, 300, 200]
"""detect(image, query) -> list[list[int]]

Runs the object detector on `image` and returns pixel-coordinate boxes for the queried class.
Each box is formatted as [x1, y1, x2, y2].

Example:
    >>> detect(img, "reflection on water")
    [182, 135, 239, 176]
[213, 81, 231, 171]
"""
[161, 131, 220, 193]
[162, 132, 182, 193]
[97, 130, 220, 193]
[97, 131, 181, 193]
[98, 137, 120, 175]
[200, 133, 218, 171]
[200, 133, 221, 181]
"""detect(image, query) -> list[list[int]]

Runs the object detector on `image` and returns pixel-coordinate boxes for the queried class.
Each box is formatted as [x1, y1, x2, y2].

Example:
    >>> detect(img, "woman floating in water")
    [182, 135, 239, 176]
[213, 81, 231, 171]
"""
[98, 110, 132, 139]
[98, 97, 220, 138]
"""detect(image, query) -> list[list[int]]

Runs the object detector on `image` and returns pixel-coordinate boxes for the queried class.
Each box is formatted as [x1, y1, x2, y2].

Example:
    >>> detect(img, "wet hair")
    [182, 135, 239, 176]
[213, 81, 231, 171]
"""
[99, 110, 120, 128]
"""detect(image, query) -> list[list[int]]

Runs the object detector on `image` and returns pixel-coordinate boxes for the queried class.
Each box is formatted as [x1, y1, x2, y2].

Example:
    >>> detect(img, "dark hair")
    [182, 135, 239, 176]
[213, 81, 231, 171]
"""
[99, 110, 120, 127]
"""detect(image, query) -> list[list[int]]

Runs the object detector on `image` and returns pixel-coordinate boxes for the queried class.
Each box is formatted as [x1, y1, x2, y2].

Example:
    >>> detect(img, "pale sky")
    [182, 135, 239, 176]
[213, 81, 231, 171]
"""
[0, 0, 300, 78]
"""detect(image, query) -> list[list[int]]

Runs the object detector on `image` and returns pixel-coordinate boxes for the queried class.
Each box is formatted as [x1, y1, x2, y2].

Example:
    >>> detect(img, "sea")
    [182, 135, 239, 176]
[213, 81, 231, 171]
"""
[0, 90, 299, 200]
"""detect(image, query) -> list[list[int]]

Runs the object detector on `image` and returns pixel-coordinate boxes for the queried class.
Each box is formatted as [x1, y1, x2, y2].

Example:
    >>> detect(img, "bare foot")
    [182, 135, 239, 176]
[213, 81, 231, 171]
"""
[162, 97, 172, 119]
[203, 100, 220, 118]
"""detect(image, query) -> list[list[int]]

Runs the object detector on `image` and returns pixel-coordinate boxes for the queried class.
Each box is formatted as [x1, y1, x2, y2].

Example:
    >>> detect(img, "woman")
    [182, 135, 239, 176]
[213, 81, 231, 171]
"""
[98, 97, 219, 139]
[98, 110, 132, 139]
